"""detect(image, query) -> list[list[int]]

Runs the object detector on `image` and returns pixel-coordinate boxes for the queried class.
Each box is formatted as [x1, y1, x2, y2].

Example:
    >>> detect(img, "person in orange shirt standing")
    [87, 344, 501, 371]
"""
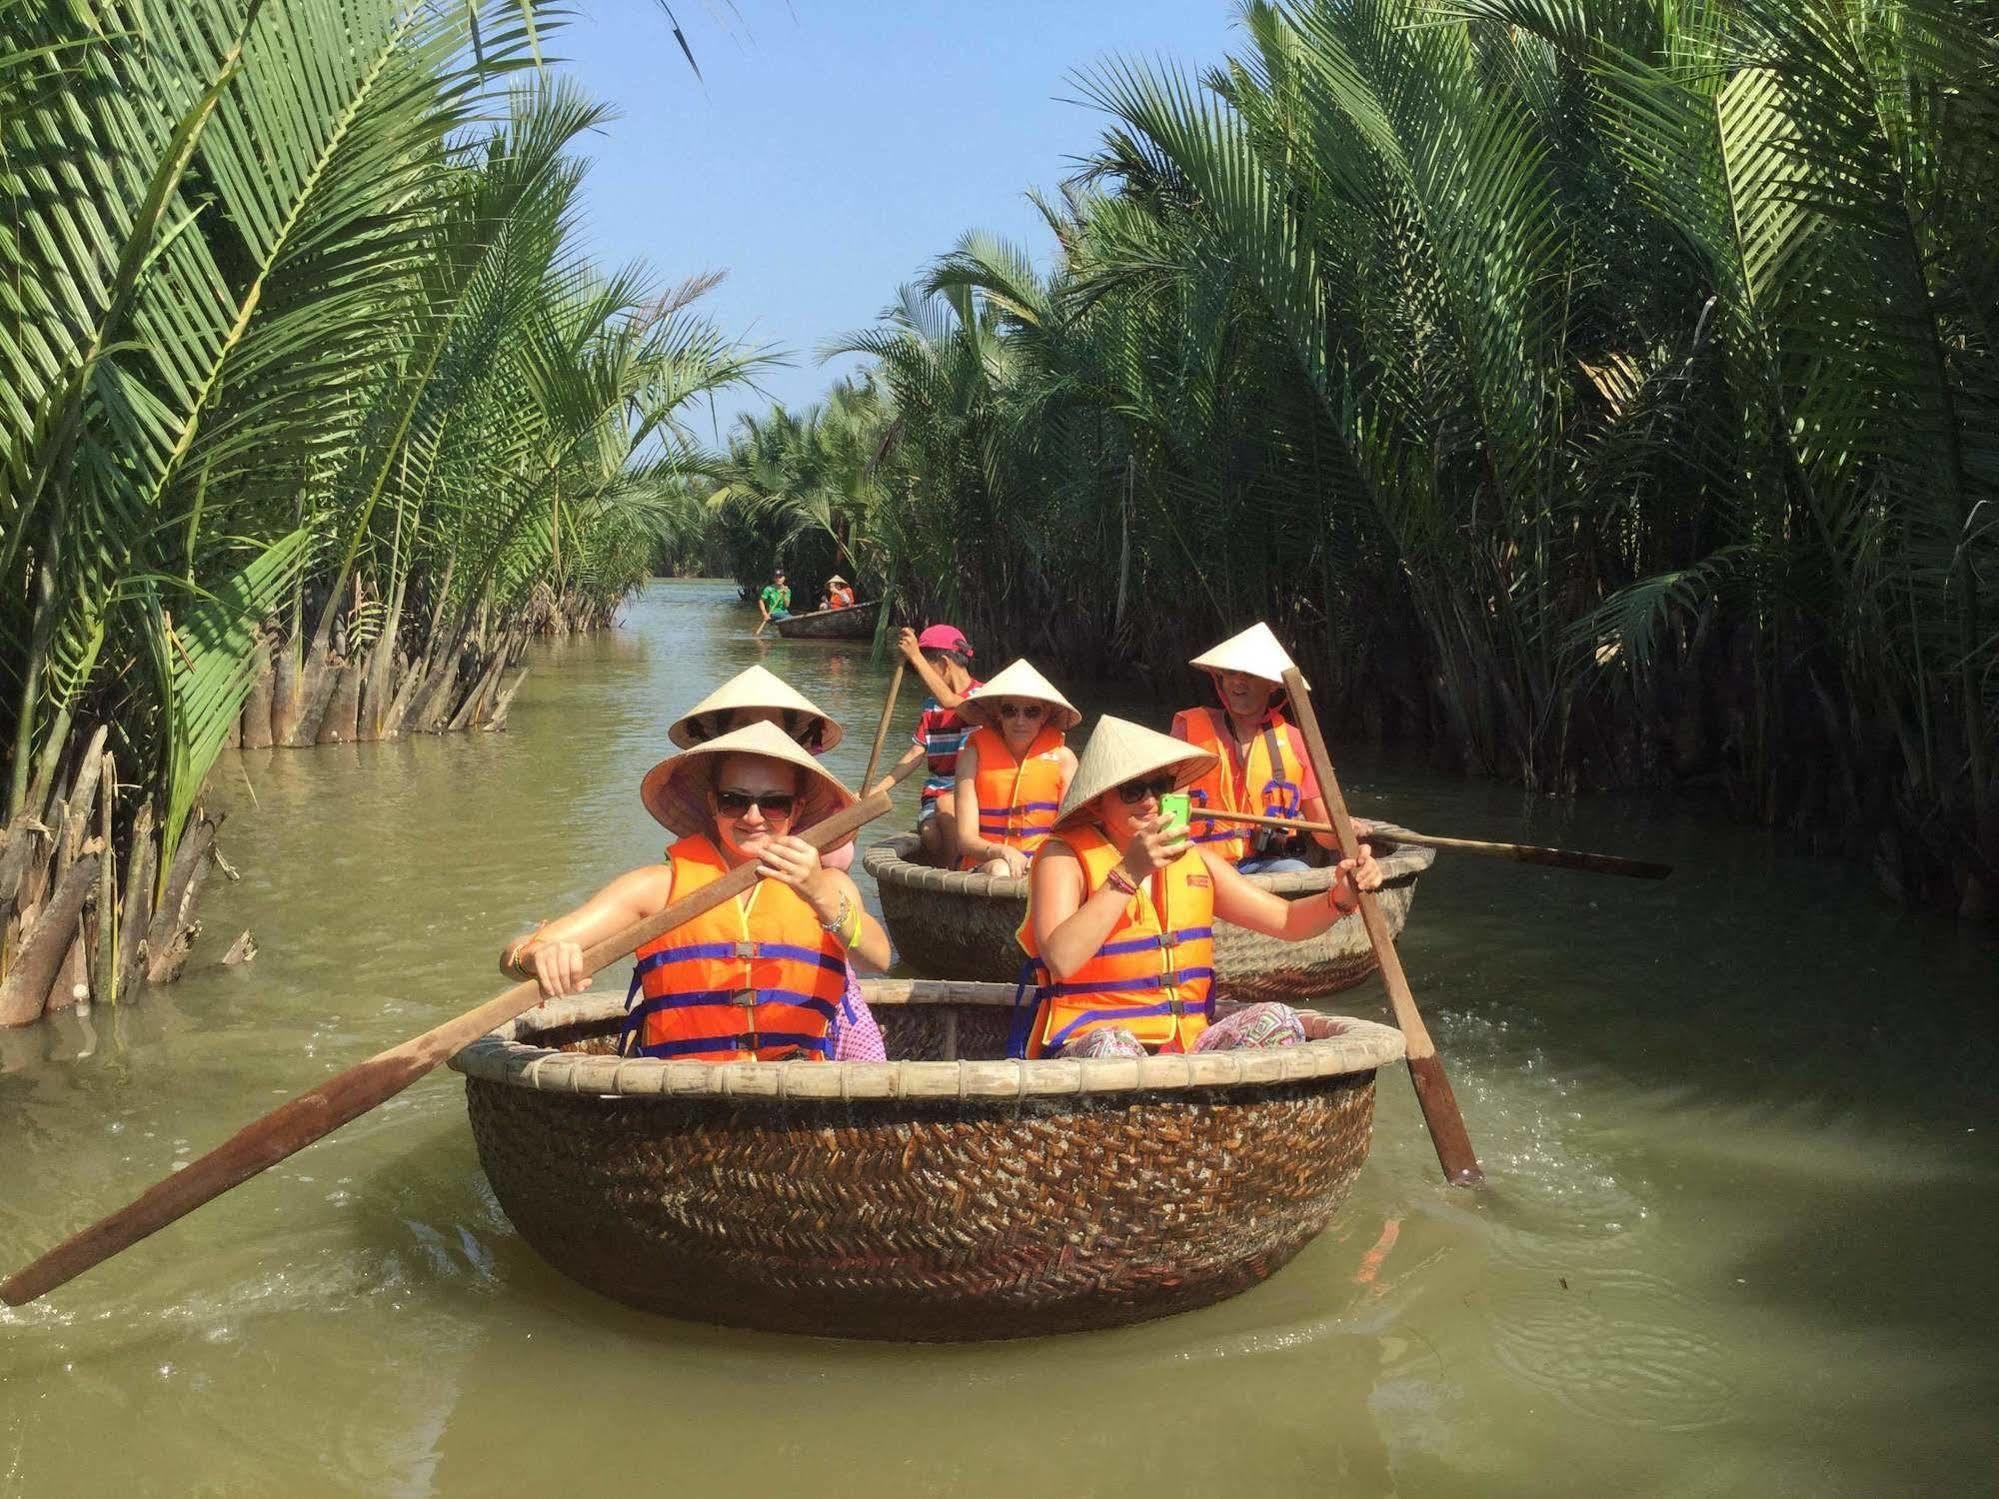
[1170, 622, 1363, 874]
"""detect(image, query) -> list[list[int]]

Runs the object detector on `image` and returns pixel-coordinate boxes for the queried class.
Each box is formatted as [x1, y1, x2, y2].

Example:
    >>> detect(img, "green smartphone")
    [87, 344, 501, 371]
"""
[1158, 792, 1191, 841]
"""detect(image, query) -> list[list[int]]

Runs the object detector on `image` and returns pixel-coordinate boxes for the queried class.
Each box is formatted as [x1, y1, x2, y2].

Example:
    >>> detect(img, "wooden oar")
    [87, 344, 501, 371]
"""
[1, 786, 896, 1308]
[1283, 668, 1483, 1188]
[861, 658, 905, 791]
[1185, 806, 1670, 881]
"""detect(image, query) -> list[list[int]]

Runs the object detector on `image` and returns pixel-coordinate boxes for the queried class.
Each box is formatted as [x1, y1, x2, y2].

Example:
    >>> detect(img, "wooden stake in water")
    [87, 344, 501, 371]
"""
[1282, 668, 1484, 1188]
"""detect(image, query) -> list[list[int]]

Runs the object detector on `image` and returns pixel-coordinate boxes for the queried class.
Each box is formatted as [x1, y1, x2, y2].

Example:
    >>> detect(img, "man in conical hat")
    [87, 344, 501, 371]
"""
[951, 659, 1081, 877]
[1170, 622, 1352, 872]
[496, 720, 891, 1064]
[1015, 716, 1382, 1059]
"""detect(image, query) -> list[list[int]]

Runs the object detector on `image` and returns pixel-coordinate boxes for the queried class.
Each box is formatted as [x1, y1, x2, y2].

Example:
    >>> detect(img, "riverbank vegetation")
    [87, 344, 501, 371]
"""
[0, 1, 758, 1024]
[711, 0, 1997, 917]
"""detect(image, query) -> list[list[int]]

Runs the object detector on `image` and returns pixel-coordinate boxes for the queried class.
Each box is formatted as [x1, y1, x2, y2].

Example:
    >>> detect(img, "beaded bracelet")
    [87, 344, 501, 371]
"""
[504, 921, 548, 979]
[1104, 867, 1140, 898]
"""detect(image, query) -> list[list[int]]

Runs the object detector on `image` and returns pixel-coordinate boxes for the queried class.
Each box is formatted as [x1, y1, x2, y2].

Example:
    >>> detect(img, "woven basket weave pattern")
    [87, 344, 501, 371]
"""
[456, 995, 1393, 1340]
[466, 1070, 1376, 1340]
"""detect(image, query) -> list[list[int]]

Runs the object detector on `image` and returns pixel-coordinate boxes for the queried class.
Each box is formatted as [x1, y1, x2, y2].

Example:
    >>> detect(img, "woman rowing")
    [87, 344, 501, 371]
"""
[656, 664, 889, 1049]
[1170, 622, 1359, 873]
[499, 718, 890, 1062]
[951, 659, 1080, 877]
[1016, 716, 1381, 1059]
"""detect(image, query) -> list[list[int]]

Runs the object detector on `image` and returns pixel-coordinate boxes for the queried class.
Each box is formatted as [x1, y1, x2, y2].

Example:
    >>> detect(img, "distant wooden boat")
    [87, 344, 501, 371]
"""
[862, 830, 1435, 1002]
[450, 980, 1404, 1340]
[772, 600, 880, 640]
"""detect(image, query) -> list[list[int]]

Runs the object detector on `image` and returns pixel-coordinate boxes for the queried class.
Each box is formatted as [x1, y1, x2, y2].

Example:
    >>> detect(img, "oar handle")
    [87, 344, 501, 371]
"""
[1283, 668, 1483, 1187]
[862, 659, 905, 791]
[1186, 806, 1671, 880]
[1, 788, 895, 1308]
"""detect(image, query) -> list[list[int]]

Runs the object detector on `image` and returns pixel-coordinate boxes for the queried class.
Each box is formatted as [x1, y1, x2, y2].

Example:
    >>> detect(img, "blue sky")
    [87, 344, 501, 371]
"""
[548, 0, 1242, 442]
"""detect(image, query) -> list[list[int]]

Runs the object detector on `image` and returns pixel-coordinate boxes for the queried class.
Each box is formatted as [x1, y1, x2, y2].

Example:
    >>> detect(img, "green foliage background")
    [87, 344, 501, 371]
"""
[0, 1, 757, 880]
[711, 0, 1997, 915]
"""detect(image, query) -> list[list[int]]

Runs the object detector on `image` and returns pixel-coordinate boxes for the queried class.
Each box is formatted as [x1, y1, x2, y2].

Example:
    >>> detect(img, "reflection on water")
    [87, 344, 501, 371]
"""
[2, 580, 1994, 1497]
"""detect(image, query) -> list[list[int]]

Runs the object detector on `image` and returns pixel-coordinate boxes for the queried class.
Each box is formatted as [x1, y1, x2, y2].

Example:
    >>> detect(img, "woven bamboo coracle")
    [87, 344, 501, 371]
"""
[450, 982, 1405, 1341]
[862, 832, 1436, 1002]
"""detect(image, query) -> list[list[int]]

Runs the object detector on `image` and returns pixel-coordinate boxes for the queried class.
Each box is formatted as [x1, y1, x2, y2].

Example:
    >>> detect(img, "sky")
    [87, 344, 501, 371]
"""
[546, 0, 1243, 442]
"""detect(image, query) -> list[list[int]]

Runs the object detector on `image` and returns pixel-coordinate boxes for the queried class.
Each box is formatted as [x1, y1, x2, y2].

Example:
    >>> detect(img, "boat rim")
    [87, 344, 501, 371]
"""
[449, 985, 1406, 1101]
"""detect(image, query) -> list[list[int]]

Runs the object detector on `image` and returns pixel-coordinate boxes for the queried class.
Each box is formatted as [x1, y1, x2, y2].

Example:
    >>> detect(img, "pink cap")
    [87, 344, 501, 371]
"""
[916, 623, 972, 657]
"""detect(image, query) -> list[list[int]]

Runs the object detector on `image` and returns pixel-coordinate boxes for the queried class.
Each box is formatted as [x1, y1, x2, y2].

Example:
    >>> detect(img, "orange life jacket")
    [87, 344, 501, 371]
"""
[829, 584, 856, 609]
[1013, 825, 1215, 1057]
[965, 723, 1067, 861]
[619, 835, 845, 1061]
[1174, 708, 1307, 863]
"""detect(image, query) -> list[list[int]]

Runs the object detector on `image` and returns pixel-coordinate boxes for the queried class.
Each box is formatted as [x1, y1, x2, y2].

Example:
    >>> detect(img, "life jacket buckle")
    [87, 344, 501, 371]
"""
[732, 988, 758, 1009]
[732, 940, 758, 960]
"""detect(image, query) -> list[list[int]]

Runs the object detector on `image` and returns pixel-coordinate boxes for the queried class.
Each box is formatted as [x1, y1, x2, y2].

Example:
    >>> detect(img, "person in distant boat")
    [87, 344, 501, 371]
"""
[1170, 622, 1362, 873]
[498, 720, 890, 1062]
[1016, 716, 1381, 1059]
[952, 660, 1080, 877]
[873, 624, 980, 866]
[820, 574, 857, 610]
[755, 569, 792, 634]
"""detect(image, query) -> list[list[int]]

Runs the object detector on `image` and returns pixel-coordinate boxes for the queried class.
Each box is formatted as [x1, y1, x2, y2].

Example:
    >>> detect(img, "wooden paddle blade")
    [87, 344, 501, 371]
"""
[1407, 1054, 1483, 1187]
[2, 787, 895, 1307]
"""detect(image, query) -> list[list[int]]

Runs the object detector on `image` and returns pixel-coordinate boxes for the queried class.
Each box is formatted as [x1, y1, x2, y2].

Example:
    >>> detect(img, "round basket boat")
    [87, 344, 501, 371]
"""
[450, 981, 1404, 1342]
[862, 829, 1436, 1002]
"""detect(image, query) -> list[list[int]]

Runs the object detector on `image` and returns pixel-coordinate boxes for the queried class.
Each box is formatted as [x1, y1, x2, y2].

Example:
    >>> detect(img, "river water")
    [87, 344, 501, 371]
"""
[2, 579, 1993, 1497]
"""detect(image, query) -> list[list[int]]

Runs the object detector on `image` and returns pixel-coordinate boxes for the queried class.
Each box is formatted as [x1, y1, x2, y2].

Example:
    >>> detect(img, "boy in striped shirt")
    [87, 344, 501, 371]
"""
[873, 624, 980, 866]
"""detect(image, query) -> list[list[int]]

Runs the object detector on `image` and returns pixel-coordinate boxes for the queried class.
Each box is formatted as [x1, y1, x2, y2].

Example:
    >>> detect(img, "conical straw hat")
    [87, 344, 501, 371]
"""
[1188, 622, 1309, 690]
[957, 658, 1082, 732]
[1054, 715, 1217, 831]
[667, 664, 844, 751]
[640, 719, 857, 842]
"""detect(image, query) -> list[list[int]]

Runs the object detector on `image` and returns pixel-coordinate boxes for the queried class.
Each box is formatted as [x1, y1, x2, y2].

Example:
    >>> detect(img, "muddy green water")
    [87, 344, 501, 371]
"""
[3, 579, 1995, 1497]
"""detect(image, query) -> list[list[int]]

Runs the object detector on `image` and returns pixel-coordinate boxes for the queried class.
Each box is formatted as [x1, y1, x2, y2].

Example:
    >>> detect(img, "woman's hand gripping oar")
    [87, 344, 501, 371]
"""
[1, 787, 897, 1308]
[1283, 668, 1484, 1188]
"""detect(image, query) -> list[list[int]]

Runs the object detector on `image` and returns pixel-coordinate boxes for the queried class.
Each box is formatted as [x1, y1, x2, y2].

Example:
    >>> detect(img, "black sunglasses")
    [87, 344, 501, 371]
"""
[998, 702, 1047, 720]
[713, 788, 797, 817]
[1115, 775, 1177, 805]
